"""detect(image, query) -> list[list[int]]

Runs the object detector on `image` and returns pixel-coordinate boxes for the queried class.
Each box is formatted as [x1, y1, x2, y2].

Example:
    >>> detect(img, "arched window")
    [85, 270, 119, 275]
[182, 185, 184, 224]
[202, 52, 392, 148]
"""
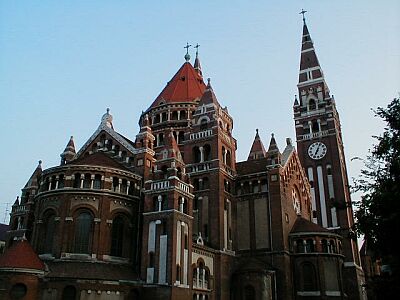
[296, 239, 304, 253]
[301, 262, 317, 291]
[83, 174, 91, 189]
[321, 239, 328, 252]
[112, 177, 119, 192]
[161, 165, 168, 179]
[204, 144, 211, 161]
[193, 147, 201, 163]
[200, 118, 208, 130]
[178, 131, 185, 143]
[62, 286, 77, 300]
[226, 150, 232, 167]
[58, 174, 65, 189]
[73, 173, 81, 188]
[308, 98, 316, 110]
[93, 175, 102, 189]
[42, 212, 56, 254]
[50, 176, 57, 190]
[74, 212, 93, 254]
[180, 110, 186, 120]
[159, 133, 164, 146]
[171, 111, 178, 120]
[329, 240, 336, 253]
[312, 121, 319, 132]
[244, 285, 256, 300]
[111, 216, 125, 257]
[162, 112, 167, 122]
[121, 179, 128, 194]
[306, 239, 314, 253]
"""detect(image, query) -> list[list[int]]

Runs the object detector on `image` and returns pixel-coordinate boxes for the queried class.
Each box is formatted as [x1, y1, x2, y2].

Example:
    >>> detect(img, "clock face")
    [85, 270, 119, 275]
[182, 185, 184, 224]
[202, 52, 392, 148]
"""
[308, 142, 327, 160]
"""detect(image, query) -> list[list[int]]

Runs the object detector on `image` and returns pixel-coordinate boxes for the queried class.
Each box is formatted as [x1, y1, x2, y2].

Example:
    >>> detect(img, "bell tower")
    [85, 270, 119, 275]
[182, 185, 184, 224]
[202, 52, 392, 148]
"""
[293, 14, 366, 299]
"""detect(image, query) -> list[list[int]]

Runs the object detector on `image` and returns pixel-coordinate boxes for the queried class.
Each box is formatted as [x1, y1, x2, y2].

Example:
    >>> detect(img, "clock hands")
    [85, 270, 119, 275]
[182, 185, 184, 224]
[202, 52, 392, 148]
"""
[314, 143, 321, 156]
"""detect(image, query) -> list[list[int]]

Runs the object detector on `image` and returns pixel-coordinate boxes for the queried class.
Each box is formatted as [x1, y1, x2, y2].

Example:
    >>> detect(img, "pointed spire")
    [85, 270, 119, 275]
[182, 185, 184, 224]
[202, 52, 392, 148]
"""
[248, 129, 267, 160]
[60, 136, 76, 165]
[23, 160, 42, 190]
[298, 14, 325, 85]
[194, 43, 203, 77]
[198, 78, 220, 106]
[267, 133, 279, 153]
[294, 95, 299, 106]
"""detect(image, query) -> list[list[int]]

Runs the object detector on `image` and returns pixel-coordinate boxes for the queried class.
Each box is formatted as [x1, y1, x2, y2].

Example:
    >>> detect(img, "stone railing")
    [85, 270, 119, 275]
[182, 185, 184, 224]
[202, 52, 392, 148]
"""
[190, 129, 213, 141]
[178, 181, 191, 194]
[151, 180, 170, 191]
[299, 130, 330, 141]
[188, 162, 213, 174]
[12, 205, 28, 214]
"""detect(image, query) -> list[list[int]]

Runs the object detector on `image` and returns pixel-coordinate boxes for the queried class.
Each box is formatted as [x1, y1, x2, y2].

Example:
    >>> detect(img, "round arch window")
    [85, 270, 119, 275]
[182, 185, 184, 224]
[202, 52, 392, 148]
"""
[10, 283, 27, 299]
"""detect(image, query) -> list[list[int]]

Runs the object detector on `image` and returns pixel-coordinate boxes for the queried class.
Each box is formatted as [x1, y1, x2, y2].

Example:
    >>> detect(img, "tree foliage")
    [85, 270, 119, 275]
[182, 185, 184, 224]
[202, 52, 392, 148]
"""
[354, 97, 400, 266]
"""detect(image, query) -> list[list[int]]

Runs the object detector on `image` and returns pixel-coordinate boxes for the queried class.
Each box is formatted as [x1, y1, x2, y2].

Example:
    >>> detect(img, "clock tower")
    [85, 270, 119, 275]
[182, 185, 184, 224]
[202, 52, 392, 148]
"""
[293, 16, 366, 299]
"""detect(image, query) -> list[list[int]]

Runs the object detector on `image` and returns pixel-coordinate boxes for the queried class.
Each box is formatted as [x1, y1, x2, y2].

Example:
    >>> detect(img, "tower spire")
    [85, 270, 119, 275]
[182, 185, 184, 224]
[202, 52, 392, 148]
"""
[297, 12, 330, 103]
[194, 43, 203, 76]
[247, 129, 267, 160]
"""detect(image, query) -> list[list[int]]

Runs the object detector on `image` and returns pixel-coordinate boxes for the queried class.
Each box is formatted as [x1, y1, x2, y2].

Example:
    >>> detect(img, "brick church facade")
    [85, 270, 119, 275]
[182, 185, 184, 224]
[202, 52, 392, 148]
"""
[0, 19, 366, 300]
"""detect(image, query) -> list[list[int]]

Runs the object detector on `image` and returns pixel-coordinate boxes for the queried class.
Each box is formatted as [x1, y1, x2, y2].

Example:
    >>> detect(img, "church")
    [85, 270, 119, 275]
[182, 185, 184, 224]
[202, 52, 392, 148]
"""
[0, 18, 366, 300]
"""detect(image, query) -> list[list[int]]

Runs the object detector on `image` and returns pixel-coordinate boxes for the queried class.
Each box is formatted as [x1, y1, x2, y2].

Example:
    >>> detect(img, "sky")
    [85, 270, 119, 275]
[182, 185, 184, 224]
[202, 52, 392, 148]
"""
[0, 1, 399, 224]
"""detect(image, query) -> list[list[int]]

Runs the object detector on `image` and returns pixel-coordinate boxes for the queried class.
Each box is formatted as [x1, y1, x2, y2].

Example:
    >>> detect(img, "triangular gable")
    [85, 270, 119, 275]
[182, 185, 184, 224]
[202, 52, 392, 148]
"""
[70, 152, 131, 171]
[75, 114, 138, 159]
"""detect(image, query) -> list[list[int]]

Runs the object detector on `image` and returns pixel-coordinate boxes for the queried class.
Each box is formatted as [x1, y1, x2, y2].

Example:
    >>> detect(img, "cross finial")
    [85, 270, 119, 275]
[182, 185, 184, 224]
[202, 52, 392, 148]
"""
[194, 43, 200, 57]
[299, 9, 307, 25]
[184, 42, 192, 61]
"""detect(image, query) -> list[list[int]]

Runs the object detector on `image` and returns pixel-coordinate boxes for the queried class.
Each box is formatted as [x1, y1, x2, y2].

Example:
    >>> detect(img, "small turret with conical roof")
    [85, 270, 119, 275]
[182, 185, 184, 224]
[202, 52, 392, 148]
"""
[248, 129, 267, 160]
[60, 136, 76, 165]
[267, 133, 282, 165]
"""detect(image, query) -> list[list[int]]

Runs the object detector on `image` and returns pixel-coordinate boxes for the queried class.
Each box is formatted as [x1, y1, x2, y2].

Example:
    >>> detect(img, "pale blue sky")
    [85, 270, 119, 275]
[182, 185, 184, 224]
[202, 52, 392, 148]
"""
[0, 1, 399, 223]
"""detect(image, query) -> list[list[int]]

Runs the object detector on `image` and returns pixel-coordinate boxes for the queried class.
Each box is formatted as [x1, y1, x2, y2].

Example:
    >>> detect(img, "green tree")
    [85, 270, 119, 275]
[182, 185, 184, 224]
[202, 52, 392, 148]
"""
[354, 97, 400, 296]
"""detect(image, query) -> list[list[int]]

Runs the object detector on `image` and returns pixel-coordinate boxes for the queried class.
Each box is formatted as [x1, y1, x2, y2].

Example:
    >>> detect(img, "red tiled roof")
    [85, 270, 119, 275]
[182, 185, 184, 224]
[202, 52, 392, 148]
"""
[290, 217, 330, 234]
[0, 239, 45, 271]
[149, 62, 206, 109]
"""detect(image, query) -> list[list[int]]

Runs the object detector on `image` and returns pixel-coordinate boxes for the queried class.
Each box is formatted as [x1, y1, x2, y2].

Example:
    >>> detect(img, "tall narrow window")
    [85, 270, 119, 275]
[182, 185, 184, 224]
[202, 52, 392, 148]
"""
[43, 213, 56, 254]
[111, 216, 124, 257]
[302, 262, 317, 291]
[74, 212, 93, 253]
[93, 175, 102, 189]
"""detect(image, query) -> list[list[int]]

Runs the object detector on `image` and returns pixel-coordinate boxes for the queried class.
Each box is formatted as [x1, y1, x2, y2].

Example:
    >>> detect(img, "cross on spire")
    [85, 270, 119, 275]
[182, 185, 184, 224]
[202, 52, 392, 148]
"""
[299, 9, 307, 25]
[194, 43, 200, 57]
[184, 42, 192, 61]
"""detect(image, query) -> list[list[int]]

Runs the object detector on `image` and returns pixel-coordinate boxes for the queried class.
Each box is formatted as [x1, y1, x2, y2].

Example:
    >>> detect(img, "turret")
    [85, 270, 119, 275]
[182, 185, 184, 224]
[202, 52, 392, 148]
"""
[60, 136, 76, 165]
